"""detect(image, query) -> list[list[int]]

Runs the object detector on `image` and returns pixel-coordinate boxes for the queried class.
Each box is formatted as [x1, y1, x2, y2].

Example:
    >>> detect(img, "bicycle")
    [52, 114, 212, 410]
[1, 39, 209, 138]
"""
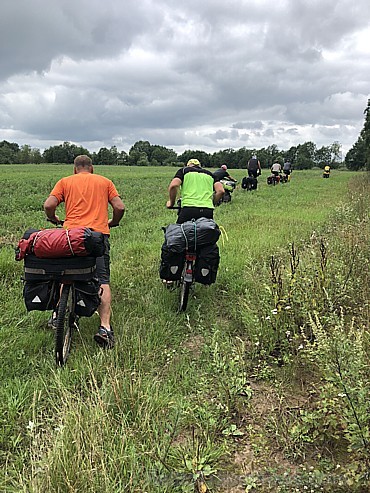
[43, 220, 98, 366]
[165, 204, 197, 312]
[43, 220, 80, 366]
[219, 179, 237, 203]
[267, 174, 281, 186]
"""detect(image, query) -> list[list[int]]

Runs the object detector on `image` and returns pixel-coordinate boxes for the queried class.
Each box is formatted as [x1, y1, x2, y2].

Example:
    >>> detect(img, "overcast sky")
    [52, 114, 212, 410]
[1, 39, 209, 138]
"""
[1, 0, 369, 156]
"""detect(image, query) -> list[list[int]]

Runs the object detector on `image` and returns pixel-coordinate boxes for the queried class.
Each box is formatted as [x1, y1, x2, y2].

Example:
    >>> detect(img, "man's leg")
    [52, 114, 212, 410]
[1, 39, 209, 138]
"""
[94, 236, 115, 348]
[98, 283, 111, 329]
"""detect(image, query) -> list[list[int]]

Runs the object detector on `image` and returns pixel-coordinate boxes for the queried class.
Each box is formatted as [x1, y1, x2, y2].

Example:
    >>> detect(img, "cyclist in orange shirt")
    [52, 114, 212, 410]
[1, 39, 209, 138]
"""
[44, 155, 125, 348]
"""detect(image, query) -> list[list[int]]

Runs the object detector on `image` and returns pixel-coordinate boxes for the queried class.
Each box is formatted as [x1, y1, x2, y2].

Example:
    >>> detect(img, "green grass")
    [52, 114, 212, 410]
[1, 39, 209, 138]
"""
[0, 165, 369, 492]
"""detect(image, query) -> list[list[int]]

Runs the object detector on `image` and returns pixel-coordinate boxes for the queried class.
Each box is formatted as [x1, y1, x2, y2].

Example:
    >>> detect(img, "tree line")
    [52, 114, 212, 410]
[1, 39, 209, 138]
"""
[0, 139, 344, 170]
[1, 100, 369, 170]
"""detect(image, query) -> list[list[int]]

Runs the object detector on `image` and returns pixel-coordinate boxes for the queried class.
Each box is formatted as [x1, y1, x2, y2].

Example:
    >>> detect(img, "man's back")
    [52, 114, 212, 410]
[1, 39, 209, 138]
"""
[50, 172, 119, 234]
[179, 167, 215, 208]
[248, 158, 259, 170]
[213, 168, 229, 181]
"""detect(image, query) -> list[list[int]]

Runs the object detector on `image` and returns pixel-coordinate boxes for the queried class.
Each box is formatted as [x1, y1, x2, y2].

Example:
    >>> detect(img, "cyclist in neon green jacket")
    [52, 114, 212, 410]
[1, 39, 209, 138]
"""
[166, 159, 224, 224]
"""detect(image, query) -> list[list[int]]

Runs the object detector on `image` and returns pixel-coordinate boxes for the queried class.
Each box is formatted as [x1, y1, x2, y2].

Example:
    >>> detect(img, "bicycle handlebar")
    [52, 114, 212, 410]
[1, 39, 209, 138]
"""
[47, 218, 64, 226]
[47, 218, 120, 228]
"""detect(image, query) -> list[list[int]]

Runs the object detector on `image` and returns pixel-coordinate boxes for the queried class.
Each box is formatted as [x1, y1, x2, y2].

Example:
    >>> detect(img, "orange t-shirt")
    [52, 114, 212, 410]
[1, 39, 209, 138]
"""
[50, 172, 120, 235]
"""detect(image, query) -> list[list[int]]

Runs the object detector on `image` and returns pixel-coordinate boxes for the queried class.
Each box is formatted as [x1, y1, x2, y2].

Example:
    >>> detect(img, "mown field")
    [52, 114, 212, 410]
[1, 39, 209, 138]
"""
[0, 165, 369, 493]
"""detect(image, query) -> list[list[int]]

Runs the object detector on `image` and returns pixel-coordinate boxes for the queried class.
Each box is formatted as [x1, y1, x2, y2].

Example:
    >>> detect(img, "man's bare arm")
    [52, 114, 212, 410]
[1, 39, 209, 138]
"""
[213, 182, 225, 205]
[166, 177, 182, 208]
[109, 196, 125, 227]
[44, 196, 60, 223]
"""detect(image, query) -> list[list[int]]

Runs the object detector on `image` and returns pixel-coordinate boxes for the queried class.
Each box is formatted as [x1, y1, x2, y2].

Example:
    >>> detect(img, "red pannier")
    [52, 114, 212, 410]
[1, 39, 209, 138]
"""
[16, 228, 105, 260]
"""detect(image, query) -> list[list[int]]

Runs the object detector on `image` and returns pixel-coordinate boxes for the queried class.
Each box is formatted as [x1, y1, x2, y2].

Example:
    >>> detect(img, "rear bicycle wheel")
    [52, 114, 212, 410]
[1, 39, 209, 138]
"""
[55, 284, 75, 367]
[178, 280, 191, 312]
[178, 260, 193, 312]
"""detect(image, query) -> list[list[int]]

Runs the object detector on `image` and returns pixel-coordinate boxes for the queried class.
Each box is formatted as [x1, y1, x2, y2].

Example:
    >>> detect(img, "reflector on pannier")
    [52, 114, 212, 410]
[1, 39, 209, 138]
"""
[23, 280, 59, 311]
[159, 244, 185, 281]
[74, 278, 101, 317]
[194, 244, 220, 285]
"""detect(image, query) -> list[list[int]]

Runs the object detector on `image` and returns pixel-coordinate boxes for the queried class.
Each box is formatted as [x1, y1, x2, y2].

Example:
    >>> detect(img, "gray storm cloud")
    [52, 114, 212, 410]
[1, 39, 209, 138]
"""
[0, 0, 369, 154]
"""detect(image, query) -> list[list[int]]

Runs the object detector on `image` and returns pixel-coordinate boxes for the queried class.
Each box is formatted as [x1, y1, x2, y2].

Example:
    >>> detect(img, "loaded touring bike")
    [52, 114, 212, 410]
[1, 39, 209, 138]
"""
[19, 220, 102, 366]
[161, 203, 220, 312]
[165, 204, 196, 312]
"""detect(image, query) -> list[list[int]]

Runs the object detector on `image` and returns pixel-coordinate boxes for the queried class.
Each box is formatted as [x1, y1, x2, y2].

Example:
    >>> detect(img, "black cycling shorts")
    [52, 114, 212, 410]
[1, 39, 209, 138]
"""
[95, 235, 110, 284]
[177, 207, 214, 224]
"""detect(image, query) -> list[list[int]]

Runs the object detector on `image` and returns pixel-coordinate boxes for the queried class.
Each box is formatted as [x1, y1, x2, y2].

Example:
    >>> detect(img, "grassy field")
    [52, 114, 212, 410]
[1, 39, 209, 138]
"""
[0, 165, 369, 492]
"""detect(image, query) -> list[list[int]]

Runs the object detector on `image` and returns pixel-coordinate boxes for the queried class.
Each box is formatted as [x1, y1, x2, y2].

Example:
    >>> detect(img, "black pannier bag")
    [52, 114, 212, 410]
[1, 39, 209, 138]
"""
[194, 243, 220, 285]
[23, 280, 59, 311]
[159, 243, 185, 281]
[23, 254, 97, 282]
[74, 278, 101, 317]
[242, 176, 257, 190]
[164, 217, 220, 253]
[248, 177, 258, 190]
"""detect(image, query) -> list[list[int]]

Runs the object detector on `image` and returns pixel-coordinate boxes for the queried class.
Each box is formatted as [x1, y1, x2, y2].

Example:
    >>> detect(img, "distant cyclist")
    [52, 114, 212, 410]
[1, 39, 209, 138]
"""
[283, 160, 292, 177]
[247, 155, 261, 178]
[323, 164, 331, 178]
[213, 164, 236, 182]
[271, 160, 282, 176]
[166, 158, 224, 224]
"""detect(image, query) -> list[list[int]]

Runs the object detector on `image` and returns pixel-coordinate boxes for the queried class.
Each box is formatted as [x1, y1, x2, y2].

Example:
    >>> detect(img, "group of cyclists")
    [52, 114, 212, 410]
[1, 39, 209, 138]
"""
[43, 155, 224, 349]
[210, 155, 294, 192]
[42, 153, 294, 349]
[269, 159, 292, 179]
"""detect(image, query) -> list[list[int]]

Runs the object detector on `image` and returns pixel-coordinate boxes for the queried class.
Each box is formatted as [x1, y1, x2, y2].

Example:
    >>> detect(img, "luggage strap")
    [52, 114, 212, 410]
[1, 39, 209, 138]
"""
[181, 220, 197, 251]
[65, 229, 74, 255]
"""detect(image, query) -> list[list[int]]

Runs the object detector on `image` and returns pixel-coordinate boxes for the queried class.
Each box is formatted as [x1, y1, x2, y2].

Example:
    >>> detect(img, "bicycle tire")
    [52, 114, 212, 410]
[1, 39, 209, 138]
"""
[178, 279, 191, 312]
[55, 284, 74, 367]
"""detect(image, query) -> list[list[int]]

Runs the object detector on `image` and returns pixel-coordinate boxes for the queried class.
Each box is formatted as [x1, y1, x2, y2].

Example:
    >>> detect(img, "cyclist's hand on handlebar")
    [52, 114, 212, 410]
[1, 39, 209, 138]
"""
[47, 216, 63, 225]
[108, 219, 120, 228]
[166, 200, 174, 209]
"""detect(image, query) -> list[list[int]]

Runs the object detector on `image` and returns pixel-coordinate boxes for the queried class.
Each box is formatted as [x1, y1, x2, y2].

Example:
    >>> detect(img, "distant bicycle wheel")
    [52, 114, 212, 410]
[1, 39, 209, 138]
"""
[55, 284, 75, 367]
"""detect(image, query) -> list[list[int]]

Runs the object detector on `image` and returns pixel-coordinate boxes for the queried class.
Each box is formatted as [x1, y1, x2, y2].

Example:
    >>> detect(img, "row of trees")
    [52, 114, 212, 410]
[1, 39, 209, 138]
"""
[0, 139, 344, 169]
[1, 100, 369, 170]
